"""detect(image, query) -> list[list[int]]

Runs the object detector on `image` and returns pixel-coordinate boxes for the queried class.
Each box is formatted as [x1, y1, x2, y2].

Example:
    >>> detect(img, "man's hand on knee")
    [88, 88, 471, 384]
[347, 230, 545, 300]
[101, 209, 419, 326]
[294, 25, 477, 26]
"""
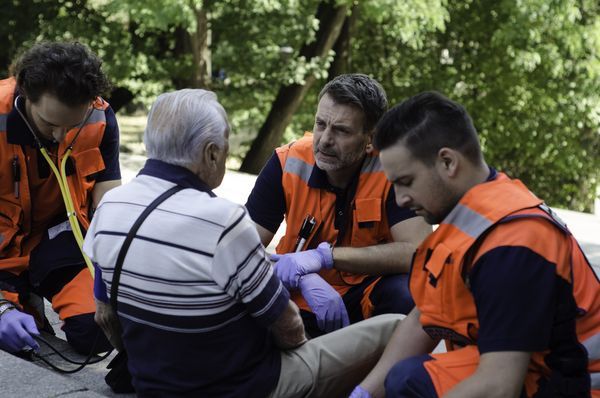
[94, 299, 124, 351]
[299, 274, 349, 333]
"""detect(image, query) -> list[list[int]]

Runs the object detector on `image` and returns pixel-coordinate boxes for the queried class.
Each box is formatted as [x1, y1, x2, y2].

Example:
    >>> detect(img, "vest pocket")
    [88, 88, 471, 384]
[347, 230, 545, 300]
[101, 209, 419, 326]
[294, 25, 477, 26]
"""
[422, 243, 453, 316]
[351, 198, 384, 246]
[71, 148, 106, 180]
[70, 148, 106, 216]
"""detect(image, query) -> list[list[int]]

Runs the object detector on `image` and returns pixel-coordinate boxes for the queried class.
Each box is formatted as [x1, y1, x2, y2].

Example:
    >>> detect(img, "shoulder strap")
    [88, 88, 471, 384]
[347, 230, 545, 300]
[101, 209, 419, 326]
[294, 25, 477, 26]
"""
[109, 185, 184, 311]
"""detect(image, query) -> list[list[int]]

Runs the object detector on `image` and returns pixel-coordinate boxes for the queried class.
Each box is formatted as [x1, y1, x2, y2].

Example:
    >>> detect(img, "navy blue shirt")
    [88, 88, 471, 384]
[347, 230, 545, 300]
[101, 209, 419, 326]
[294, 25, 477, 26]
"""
[246, 152, 415, 235]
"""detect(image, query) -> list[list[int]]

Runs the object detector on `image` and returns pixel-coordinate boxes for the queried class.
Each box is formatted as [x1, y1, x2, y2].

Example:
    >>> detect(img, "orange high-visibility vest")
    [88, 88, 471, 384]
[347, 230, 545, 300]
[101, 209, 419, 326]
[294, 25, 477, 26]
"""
[275, 134, 393, 309]
[0, 77, 109, 275]
[411, 172, 600, 393]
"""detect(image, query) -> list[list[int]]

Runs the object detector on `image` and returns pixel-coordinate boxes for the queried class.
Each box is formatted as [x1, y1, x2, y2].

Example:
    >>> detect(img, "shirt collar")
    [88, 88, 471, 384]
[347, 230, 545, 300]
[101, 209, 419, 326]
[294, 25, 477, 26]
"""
[486, 166, 497, 182]
[138, 158, 216, 196]
[307, 163, 330, 189]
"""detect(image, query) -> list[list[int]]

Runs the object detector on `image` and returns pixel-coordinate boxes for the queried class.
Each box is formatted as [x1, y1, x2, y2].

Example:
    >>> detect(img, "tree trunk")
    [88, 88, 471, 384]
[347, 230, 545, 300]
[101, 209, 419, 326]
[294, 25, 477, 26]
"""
[327, 3, 358, 78]
[190, 2, 211, 88]
[239, 1, 348, 174]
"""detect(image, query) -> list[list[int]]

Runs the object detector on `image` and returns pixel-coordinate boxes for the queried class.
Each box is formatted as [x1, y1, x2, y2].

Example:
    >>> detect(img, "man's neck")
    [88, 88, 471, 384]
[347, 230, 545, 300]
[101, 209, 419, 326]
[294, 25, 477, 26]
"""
[325, 158, 364, 190]
[461, 161, 492, 194]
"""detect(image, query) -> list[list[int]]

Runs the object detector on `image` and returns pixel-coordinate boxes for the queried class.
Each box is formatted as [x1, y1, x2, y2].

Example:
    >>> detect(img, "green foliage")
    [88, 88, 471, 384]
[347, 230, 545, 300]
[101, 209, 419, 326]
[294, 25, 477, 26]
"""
[1, 0, 598, 209]
[352, 0, 600, 211]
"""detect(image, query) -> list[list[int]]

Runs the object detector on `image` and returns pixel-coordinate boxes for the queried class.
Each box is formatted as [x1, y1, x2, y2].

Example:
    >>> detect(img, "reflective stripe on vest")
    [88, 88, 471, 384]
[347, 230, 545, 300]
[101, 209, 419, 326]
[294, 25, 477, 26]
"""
[444, 203, 493, 239]
[85, 107, 106, 125]
[584, 332, 600, 361]
[283, 156, 312, 184]
[360, 154, 383, 174]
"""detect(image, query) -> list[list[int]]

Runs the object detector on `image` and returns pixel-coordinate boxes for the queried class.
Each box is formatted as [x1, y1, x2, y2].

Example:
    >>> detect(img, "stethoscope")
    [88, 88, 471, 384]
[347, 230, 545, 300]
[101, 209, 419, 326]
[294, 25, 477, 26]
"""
[14, 95, 95, 277]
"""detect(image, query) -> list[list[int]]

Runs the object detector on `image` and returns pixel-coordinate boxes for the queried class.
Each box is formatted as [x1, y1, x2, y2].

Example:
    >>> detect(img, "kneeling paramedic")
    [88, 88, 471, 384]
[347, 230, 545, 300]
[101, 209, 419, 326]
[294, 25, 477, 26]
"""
[0, 42, 121, 355]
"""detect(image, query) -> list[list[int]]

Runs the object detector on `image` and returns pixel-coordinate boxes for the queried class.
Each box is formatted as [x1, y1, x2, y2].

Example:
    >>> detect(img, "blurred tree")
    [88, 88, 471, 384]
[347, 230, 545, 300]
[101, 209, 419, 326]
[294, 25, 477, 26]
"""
[353, 0, 600, 211]
[1, 0, 597, 209]
[239, 0, 449, 173]
[239, 1, 348, 174]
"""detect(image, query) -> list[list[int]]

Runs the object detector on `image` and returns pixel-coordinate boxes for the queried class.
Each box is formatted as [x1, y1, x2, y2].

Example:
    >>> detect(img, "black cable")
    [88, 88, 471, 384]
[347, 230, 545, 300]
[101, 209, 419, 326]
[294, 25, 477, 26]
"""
[35, 334, 113, 365]
[30, 330, 113, 373]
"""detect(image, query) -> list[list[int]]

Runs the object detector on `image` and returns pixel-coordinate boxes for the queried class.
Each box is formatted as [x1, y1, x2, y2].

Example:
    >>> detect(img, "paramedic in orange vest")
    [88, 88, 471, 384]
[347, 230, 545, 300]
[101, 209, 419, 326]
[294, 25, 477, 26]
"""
[245, 74, 431, 337]
[350, 91, 600, 398]
[0, 42, 120, 355]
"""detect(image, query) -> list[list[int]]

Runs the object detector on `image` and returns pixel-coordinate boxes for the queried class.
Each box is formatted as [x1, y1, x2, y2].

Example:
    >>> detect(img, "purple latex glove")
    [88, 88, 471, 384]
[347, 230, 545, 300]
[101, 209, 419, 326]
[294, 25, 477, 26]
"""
[270, 242, 333, 289]
[349, 386, 372, 398]
[299, 273, 349, 333]
[0, 309, 40, 353]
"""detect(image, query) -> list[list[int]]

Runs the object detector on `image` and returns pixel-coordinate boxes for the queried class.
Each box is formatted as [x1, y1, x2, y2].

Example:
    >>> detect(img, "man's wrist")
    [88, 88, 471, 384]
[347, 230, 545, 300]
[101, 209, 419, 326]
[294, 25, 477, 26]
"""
[0, 300, 16, 318]
[317, 242, 334, 269]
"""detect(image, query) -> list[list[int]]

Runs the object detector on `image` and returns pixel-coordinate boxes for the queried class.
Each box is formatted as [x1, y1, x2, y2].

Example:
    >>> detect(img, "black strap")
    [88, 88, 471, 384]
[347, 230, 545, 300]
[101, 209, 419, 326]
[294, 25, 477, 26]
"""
[109, 185, 184, 311]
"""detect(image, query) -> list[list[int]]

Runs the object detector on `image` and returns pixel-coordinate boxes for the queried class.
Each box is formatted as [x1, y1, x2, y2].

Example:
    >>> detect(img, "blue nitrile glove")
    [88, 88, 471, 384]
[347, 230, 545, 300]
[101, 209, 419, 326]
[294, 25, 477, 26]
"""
[349, 386, 372, 398]
[270, 242, 334, 289]
[0, 308, 40, 353]
[299, 273, 349, 333]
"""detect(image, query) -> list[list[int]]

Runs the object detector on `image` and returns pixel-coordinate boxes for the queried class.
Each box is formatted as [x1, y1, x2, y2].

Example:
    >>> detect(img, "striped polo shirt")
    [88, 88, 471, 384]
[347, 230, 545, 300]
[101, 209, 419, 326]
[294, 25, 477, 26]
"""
[83, 159, 289, 397]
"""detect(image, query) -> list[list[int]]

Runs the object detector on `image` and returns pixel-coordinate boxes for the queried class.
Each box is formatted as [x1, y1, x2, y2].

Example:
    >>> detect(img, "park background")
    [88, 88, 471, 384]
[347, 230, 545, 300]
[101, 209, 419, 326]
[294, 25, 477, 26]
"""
[2, 0, 600, 214]
[2, 2, 600, 395]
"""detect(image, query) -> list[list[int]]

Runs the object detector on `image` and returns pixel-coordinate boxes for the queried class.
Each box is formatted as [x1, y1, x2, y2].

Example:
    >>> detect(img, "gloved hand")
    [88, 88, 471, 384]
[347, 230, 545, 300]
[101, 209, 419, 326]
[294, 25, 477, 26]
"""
[349, 385, 372, 398]
[299, 273, 349, 333]
[0, 308, 40, 353]
[271, 242, 333, 289]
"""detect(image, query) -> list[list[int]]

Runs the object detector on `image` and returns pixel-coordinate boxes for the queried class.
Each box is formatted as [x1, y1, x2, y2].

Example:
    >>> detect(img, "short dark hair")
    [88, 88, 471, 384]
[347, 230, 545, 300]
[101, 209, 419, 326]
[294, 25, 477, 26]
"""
[15, 42, 111, 106]
[319, 73, 388, 133]
[374, 91, 482, 165]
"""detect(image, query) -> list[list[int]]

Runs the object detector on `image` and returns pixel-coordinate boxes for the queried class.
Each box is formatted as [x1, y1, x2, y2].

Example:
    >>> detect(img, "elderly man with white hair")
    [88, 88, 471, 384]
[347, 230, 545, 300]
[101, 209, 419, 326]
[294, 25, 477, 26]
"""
[83, 89, 401, 397]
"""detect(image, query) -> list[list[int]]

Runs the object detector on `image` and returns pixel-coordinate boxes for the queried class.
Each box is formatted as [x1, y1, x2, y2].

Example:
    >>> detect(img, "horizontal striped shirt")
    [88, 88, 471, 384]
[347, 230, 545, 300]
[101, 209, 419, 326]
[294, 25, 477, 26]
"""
[83, 159, 288, 397]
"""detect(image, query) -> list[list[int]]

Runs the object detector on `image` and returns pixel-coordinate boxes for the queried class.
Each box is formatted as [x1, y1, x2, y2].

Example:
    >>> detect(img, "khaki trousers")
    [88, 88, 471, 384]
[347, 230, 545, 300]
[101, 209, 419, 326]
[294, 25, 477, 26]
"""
[269, 313, 403, 398]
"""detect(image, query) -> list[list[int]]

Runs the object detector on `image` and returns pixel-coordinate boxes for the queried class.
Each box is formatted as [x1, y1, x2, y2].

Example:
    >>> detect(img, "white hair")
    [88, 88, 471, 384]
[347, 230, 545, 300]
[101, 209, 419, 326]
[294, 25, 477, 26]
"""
[144, 89, 229, 168]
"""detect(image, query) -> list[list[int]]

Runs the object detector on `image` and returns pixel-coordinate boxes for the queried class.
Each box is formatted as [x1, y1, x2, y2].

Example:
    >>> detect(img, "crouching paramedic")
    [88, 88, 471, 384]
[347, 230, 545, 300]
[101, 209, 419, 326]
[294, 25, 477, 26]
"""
[351, 91, 600, 398]
[0, 42, 121, 354]
[246, 74, 431, 337]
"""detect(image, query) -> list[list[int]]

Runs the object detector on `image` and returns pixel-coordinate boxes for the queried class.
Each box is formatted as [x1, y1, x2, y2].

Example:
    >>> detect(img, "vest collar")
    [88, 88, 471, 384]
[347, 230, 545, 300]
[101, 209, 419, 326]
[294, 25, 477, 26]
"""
[485, 166, 497, 182]
[138, 158, 216, 196]
[6, 95, 38, 147]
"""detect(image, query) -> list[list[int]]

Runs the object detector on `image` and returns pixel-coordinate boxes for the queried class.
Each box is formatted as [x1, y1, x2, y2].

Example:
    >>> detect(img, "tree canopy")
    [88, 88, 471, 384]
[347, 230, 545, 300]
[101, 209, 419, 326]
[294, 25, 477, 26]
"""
[2, 0, 599, 211]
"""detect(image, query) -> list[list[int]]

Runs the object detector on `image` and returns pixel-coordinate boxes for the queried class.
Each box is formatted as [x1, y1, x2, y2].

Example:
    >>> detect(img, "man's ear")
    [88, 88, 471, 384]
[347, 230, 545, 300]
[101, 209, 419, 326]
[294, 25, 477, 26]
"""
[203, 142, 219, 168]
[365, 130, 375, 154]
[437, 147, 460, 177]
